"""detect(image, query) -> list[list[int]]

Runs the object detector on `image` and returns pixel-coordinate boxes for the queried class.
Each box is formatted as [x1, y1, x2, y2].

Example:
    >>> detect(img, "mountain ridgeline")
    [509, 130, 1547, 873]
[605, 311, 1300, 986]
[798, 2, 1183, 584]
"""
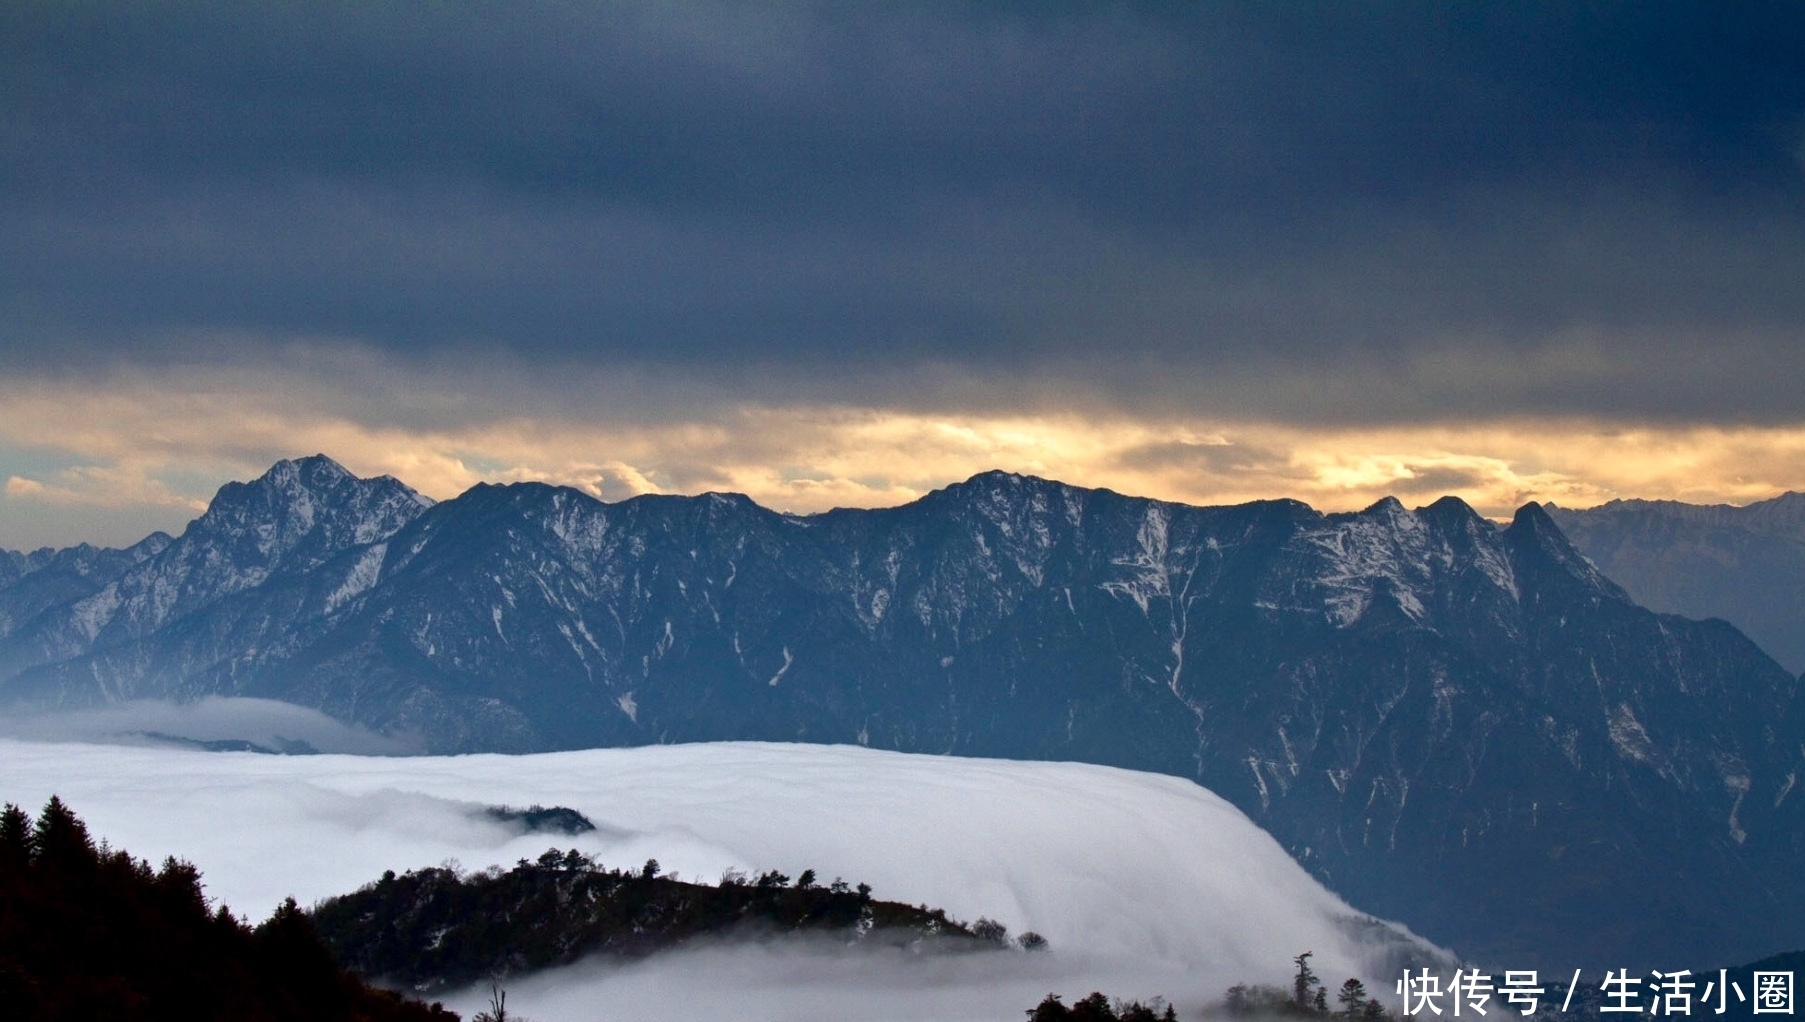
[1548, 493, 1805, 674]
[2, 455, 1803, 968]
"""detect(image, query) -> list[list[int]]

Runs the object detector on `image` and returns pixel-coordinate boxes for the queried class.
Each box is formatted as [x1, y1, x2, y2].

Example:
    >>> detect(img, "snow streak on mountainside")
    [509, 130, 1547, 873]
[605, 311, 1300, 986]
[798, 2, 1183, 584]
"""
[0, 455, 1802, 968]
[0, 532, 171, 638]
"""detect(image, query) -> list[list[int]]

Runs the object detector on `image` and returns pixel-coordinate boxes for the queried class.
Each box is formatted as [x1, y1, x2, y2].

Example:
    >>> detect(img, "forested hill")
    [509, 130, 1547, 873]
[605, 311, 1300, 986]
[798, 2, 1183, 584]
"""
[310, 851, 1042, 992]
[0, 797, 457, 1022]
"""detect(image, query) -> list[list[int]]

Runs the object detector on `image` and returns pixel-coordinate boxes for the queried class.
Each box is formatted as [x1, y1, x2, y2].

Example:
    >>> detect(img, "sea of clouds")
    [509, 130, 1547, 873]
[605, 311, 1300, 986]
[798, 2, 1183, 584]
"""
[0, 700, 1448, 1021]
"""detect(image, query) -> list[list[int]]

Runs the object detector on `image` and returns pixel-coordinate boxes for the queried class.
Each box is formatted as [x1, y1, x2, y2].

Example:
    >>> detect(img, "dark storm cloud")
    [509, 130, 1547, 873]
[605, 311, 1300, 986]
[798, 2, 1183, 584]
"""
[4, 1, 1804, 421]
[1392, 466, 1489, 498]
[1113, 437, 1291, 479]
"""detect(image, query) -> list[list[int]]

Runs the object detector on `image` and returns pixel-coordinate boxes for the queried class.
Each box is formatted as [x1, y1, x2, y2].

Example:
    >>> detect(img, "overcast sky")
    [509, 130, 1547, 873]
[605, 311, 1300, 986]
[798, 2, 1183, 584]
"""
[4, 2, 1804, 549]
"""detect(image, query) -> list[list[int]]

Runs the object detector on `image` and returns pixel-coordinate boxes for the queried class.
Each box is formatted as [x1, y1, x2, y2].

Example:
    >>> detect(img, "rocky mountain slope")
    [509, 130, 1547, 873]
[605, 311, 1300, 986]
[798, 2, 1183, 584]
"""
[2, 455, 1802, 968]
[0, 456, 432, 702]
[1548, 493, 1805, 673]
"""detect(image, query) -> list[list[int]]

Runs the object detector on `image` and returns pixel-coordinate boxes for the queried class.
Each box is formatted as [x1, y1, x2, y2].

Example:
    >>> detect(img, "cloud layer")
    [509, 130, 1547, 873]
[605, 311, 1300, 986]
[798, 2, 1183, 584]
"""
[6, 358, 1805, 549]
[3, 3, 1804, 546]
[0, 696, 416, 755]
[0, 736, 1447, 1021]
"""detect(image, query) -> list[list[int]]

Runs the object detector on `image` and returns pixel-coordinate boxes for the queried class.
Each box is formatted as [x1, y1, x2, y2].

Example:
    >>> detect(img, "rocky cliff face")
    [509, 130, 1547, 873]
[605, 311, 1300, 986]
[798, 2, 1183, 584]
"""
[1549, 492, 1805, 673]
[3, 457, 1802, 968]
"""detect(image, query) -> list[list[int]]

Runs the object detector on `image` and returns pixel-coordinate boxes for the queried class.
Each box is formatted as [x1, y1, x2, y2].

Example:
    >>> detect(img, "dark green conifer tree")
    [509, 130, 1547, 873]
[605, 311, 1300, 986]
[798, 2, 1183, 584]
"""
[0, 797, 456, 1022]
[1340, 978, 1368, 1016]
[1294, 951, 1324, 1013]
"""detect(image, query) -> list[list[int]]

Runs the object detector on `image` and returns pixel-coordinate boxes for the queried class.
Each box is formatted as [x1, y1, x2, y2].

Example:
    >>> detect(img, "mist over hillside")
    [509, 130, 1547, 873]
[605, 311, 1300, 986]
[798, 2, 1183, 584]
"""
[0, 738, 1449, 1022]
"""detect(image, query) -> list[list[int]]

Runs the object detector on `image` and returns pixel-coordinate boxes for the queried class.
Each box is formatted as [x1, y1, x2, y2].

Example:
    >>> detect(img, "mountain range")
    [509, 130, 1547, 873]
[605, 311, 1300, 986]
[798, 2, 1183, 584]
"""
[1549, 493, 1805, 674]
[2, 454, 1802, 970]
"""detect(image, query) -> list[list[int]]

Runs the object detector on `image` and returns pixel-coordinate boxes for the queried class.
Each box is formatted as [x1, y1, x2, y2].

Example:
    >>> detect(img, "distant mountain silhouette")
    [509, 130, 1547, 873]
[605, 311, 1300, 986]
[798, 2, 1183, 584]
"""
[1549, 493, 1805, 673]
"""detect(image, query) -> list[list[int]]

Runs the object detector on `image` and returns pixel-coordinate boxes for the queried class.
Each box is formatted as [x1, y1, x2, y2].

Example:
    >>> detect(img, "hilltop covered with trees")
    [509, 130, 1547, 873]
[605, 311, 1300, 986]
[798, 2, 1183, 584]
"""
[311, 849, 1047, 992]
[1023, 950, 1397, 1022]
[1026, 991, 1180, 1020]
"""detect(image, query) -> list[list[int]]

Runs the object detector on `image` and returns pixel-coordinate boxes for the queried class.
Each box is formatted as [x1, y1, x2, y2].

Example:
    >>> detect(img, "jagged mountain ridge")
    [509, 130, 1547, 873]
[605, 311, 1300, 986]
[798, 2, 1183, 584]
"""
[0, 533, 172, 639]
[1549, 492, 1805, 673]
[0, 456, 432, 701]
[1, 455, 1802, 969]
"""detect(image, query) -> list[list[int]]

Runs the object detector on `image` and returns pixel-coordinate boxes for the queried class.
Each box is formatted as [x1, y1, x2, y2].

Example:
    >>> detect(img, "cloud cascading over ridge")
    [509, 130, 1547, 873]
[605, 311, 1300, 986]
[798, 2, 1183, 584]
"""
[0, 737, 1449, 1021]
[3, 2, 1804, 547]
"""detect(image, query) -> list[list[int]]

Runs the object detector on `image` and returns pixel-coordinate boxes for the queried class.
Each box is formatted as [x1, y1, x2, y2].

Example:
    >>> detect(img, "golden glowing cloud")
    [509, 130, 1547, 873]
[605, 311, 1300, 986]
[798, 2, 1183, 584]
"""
[4, 367, 1804, 549]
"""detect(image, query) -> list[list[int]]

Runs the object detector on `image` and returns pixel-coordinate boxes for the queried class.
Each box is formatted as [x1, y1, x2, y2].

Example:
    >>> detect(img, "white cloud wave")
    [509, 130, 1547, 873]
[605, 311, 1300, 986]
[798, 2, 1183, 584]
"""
[0, 697, 415, 755]
[0, 738, 1449, 1021]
